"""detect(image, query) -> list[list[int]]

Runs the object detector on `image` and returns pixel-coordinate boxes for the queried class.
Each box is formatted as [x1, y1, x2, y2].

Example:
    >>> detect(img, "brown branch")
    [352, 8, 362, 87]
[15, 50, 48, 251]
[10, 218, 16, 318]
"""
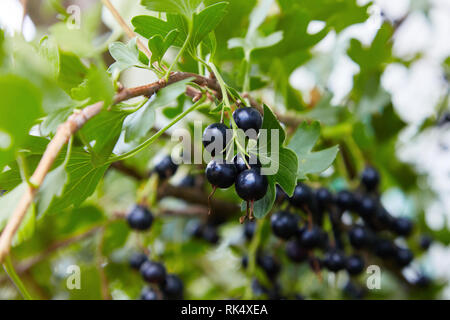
[0, 72, 216, 263]
[110, 161, 239, 217]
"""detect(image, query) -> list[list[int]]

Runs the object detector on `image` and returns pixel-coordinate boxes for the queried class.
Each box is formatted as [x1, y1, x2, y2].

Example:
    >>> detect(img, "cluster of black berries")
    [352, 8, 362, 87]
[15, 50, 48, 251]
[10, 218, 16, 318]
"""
[203, 107, 268, 221]
[129, 252, 184, 300]
[240, 166, 433, 299]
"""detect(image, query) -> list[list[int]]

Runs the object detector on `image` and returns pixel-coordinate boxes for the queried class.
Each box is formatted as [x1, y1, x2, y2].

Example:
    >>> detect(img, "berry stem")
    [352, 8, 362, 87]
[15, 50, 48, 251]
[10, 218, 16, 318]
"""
[2, 255, 33, 300]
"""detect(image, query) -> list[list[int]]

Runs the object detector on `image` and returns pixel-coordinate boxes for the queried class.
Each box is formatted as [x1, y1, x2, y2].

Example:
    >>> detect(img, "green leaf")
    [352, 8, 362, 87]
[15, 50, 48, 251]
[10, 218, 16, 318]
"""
[71, 65, 114, 106]
[79, 107, 128, 164]
[36, 164, 68, 218]
[140, 0, 203, 19]
[148, 29, 180, 64]
[54, 205, 106, 238]
[108, 38, 147, 78]
[58, 51, 89, 94]
[190, 2, 229, 49]
[132, 15, 185, 47]
[102, 220, 130, 256]
[124, 78, 192, 142]
[40, 106, 75, 137]
[39, 36, 60, 79]
[0, 183, 36, 247]
[288, 121, 339, 179]
[44, 148, 109, 214]
[249, 105, 298, 218]
[0, 75, 42, 169]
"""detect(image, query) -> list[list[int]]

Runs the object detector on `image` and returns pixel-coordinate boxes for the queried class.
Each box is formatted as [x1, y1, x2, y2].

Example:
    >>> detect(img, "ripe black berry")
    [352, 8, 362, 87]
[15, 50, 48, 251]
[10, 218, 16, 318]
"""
[286, 240, 308, 263]
[419, 235, 432, 250]
[299, 226, 321, 249]
[235, 168, 268, 201]
[257, 254, 281, 279]
[232, 107, 262, 137]
[202, 224, 219, 244]
[346, 255, 365, 275]
[374, 239, 396, 258]
[127, 205, 154, 231]
[161, 274, 183, 300]
[395, 247, 413, 267]
[129, 252, 148, 270]
[290, 183, 313, 208]
[154, 155, 178, 180]
[140, 287, 159, 300]
[374, 207, 395, 229]
[241, 256, 248, 268]
[336, 190, 355, 211]
[361, 166, 380, 191]
[324, 250, 346, 272]
[348, 226, 372, 249]
[140, 261, 167, 284]
[356, 195, 377, 217]
[392, 217, 413, 237]
[189, 221, 204, 239]
[202, 123, 230, 156]
[270, 211, 298, 240]
[179, 175, 196, 187]
[316, 187, 333, 209]
[205, 159, 237, 188]
[243, 221, 256, 241]
[233, 153, 261, 173]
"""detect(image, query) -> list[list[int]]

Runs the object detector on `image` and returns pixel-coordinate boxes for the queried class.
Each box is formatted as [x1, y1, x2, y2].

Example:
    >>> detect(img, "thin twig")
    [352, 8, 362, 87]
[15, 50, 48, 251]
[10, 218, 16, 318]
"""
[100, 0, 152, 59]
[0, 72, 216, 263]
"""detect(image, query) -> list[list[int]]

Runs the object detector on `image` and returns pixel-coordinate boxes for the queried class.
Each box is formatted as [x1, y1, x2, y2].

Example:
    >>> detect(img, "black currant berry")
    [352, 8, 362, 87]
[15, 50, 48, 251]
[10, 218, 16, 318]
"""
[336, 190, 355, 211]
[127, 205, 154, 231]
[161, 274, 183, 300]
[348, 226, 372, 249]
[290, 183, 313, 208]
[257, 254, 281, 279]
[316, 187, 333, 209]
[343, 281, 366, 300]
[179, 175, 196, 187]
[346, 255, 365, 275]
[270, 211, 298, 240]
[129, 252, 148, 270]
[205, 159, 237, 189]
[202, 123, 230, 156]
[235, 168, 268, 201]
[251, 278, 269, 297]
[374, 239, 396, 258]
[414, 274, 431, 287]
[243, 221, 256, 241]
[374, 207, 395, 229]
[392, 217, 413, 237]
[154, 155, 178, 180]
[232, 107, 262, 136]
[299, 226, 321, 249]
[395, 247, 413, 267]
[140, 261, 167, 285]
[140, 287, 159, 300]
[419, 235, 432, 250]
[361, 166, 380, 191]
[241, 256, 248, 268]
[324, 250, 346, 272]
[189, 221, 204, 239]
[356, 195, 377, 217]
[202, 224, 219, 244]
[286, 240, 308, 263]
[233, 153, 261, 173]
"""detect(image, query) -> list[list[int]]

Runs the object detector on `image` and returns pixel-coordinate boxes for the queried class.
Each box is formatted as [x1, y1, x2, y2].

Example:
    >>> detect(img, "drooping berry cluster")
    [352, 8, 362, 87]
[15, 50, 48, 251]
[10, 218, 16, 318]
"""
[237, 166, 432, 299]
[129, 252, 184, 300]
[203, 107, 268, 221]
